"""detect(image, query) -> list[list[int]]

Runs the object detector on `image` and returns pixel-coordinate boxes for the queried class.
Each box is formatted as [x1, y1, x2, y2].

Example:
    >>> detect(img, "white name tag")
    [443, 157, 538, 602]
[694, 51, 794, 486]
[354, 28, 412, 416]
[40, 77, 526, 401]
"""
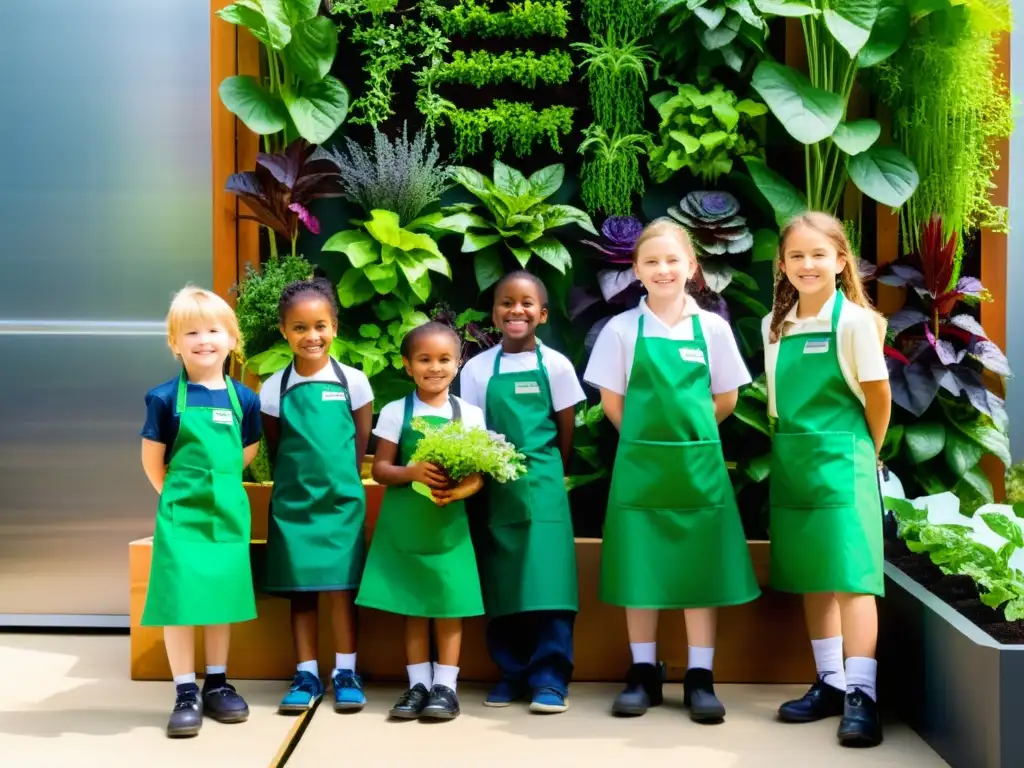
[803, 339, 830, 354]
[322, 391, 347, 402]
[515, 381, 541, 395]
[212, 409, 234, 424]
[680, 348, 706, 365]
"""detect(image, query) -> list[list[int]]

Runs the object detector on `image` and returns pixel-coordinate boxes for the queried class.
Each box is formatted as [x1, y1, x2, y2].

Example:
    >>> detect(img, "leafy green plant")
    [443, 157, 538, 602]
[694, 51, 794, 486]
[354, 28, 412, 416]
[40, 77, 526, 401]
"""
[232, 252, 315, 365]
[653, 0, 769, 74]
[418, 49, 573, 88]
[578, 125, 648, 217]
[226, 140, 343, 259]
[566, 402, 611, 491]
[409, 418, 528, 499]
[437, 0, 571, 38]
[429, 303, 501, 362]
[648, 79, 766, 184]
[869, 0, 1013, 253]
[572, 33, 656, 131]
[215, 1, 348, 148]
[444, 101, 575, 161]
[439, 161, 597, 291]
[746, 0, 918, 218]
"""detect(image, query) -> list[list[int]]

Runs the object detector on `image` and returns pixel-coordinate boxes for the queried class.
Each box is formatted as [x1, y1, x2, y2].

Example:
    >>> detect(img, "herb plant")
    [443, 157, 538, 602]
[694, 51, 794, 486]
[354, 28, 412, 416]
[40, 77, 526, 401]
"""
[437, 0, 571, 38]
[578, 126, 648, 217]
[439, 161, 597, 291]
[419, 49, 573, 88]
[445, 102, 575, 161]
[232, 252, 315, 364]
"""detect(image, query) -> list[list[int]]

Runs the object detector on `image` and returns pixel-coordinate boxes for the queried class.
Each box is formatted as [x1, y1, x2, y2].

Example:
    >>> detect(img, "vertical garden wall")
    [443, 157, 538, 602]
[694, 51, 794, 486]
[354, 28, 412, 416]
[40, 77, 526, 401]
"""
[208, 0, 1014, 542]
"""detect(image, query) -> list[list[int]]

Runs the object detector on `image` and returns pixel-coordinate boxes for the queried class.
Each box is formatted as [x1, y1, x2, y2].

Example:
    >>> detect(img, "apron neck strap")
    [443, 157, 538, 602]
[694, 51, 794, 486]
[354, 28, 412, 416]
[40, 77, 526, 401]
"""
[176, 370, 240, 420]
[492, 343, 544, 375]
[637, 309, 703, 343]
[330, 357, 350, 391]
[282, 357, 350, 399]
[830, 290, 844, 333]
[401, 392, 461, 433]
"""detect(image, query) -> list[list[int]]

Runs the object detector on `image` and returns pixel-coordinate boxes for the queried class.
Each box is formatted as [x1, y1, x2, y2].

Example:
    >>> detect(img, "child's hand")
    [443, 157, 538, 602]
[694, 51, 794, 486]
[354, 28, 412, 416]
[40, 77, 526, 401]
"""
[433, 474, 483, 507]
[409, 462, 449, 489]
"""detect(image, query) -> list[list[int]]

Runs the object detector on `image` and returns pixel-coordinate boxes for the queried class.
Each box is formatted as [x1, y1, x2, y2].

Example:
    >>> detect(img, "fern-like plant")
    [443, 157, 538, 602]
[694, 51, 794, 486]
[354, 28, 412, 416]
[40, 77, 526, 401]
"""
[572, 33, 656, 131]
[578, 125, 648, 217]
[315, 122, 453, 225]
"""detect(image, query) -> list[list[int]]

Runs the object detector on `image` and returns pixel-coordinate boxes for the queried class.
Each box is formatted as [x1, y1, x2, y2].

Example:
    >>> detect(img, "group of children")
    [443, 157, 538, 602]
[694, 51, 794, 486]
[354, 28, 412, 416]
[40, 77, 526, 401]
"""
[140, 211, 891, 750]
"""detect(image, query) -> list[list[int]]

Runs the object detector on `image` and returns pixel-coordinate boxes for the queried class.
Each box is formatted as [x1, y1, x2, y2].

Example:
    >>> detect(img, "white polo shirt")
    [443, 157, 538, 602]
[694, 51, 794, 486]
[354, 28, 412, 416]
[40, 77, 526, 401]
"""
[459, 343, 586, 413]
[583, 296, 752, 396]
[762, 293, 889, 418]
[260, 361, 373, 417]
[373, 394, 486, 444]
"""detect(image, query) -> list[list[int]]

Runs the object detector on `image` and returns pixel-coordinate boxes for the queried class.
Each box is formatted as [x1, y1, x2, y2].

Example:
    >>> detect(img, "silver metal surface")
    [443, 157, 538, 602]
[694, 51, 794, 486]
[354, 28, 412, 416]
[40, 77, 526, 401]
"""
[0, 0, 214, 625]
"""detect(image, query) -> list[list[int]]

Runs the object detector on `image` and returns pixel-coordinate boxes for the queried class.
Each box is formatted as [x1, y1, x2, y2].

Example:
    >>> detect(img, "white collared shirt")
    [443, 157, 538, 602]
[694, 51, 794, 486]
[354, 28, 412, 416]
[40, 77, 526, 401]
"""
[761, 292, 889, 418]
[372, 394, 485, 444]
[260, 361, 373, 417]
[459, 343, 586, 413]
[583, 296, 752, 396]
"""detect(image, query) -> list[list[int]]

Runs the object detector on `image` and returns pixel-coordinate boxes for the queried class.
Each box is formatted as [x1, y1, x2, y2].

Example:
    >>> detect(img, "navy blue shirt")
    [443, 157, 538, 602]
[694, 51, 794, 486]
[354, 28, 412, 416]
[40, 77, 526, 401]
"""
[141, 376, 262, 463]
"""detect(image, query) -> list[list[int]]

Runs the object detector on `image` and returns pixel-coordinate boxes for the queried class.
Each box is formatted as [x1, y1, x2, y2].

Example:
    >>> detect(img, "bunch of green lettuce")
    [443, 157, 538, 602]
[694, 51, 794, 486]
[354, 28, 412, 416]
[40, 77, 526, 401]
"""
[409, 418, 527, 497]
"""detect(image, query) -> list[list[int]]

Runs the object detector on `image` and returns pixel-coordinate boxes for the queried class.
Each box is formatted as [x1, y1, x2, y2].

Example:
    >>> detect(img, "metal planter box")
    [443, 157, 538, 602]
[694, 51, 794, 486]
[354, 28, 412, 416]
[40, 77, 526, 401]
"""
[880, 562, 1024, 768]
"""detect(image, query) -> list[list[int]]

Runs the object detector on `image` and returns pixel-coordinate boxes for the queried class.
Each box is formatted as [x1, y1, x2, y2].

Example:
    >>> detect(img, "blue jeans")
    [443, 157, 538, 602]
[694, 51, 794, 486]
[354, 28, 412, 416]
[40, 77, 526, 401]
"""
[485, 610, 576, 695]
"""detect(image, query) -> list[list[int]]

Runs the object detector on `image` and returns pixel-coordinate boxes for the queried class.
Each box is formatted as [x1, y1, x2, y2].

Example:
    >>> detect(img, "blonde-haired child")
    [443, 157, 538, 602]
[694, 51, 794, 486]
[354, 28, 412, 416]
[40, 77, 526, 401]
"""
[140, 285, 262, 738]
[584, 218, 759, 722]
[763, 212, 891, 748]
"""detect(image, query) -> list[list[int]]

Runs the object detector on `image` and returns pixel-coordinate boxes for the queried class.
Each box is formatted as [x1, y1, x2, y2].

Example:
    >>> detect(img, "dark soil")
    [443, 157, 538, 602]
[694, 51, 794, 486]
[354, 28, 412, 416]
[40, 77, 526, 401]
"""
[885, 539, 1024, 645]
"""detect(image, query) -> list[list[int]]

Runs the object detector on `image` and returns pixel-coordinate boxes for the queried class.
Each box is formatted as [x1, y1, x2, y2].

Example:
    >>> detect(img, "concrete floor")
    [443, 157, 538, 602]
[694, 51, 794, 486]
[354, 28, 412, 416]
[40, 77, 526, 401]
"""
[0, 633, 948, 768]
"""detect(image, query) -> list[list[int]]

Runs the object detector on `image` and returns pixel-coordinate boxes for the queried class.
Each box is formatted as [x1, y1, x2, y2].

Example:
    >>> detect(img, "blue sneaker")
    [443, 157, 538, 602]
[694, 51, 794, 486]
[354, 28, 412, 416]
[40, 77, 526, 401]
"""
[279, 670, 324, 713]
[484, 680, 527, 708]
[529, 687, 569, 714]
[332, 669, 366, 712]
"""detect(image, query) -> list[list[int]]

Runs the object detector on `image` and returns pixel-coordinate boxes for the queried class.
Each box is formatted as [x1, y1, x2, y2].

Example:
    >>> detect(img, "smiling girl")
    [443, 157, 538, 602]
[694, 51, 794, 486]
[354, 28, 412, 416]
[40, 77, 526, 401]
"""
[356, 322, 487, 721]
[763, 212, 890, 748]
[459, 271, 585, 714]
[584, 219, 759, 723]
[260, 278, 375, 715]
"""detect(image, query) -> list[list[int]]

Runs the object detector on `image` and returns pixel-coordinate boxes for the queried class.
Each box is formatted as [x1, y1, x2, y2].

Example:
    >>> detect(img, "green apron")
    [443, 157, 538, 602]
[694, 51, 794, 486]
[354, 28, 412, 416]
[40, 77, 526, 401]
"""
[769, 292, 884, 596]
[142, 372, 257, 626]
[477, 345, 578, 618]
[355, 395, 484, 618]
[600, 314, 759, 609]
[264, 358, 366, 592]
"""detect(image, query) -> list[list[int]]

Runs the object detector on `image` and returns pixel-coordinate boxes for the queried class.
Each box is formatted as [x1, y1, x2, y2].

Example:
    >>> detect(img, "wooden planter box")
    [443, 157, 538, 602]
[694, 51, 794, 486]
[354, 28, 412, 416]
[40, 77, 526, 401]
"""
[131, 485, 813, 684]
[879, 561, 1024, 768]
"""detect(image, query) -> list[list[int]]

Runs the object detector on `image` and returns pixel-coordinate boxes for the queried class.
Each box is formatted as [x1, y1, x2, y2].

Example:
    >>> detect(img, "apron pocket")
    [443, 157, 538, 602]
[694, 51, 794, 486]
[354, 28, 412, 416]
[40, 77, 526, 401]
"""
[168, 501, 216, 542]
[612, 439, 726, 511]
[771, 431, 855, 509]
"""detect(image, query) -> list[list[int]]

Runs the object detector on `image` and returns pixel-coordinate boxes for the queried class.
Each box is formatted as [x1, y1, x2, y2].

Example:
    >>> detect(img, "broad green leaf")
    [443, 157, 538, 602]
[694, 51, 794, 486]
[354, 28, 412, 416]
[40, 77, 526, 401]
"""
[528, 236, 573, 273]
[284, 16, 338, 84]
[364, 262, 399, 294]
[283, 0, 320, 23]
[945, 410, 1012, 467]
[452, 166, 493, 203]
[337, 268, 375, 307]
[751, 228, 779, 262]
[857, 0, 909, 68]
[474, 249, 504, 291]
[881, 424, 904, 461]
[358, 324, 382, 339]
[700, 130, 730, 150]
[823, 0, 880, 58]
[411, 249, 451, 277]
[904, 421, 946, 463]
[694, 4, 728, 28]
[321, 229, 379, 268]
[405, 212, 444, 231]
[955, 465, 995, 511]
[743, 156, 808, 227]
[543, 204, 598, 234]
[732, 394, 770, 436]
[373, 299, 402, 321]
[436, 211, 492, 234]
[832, 119, 881, 155]
[745, 453, 772, 482]
[847, 145, 919, 207]
[218, 76, 288, 135]
[752, 61, 844, 144]
[396, 251, 428, 285]
[493, 161, 531, 197]
[509, 244, 533, 268]
[407, 271, 432, 303]
[1005, 599, 1024, 622]
[981, 513, 1024, 548]
[221, 0, 291, 49]
[527, 164, 564, 200]
[736, 98, 769, 117]
[670, 130, 703, 154]
[752, 0, 821, 16]
[699, 19, 740, 49]
[944, 430, 984, 478]
[885, 496, 926, 524]
[455, 308, 489, 326]
[727, 0, 764, 27]
[463, 231, 502, 252]
[364, 210, 402, 246]
[710, 100, 740, 131]
[282, 75, 349, 144]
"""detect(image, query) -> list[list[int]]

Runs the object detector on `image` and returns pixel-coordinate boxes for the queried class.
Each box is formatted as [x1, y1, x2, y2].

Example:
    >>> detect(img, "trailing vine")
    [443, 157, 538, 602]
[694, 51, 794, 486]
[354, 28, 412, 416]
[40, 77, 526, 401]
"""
[437, 0, 570, 39]
[419, 49, 573, 88]
[578, 126, 647, 216]
[448, 102, 575, 160]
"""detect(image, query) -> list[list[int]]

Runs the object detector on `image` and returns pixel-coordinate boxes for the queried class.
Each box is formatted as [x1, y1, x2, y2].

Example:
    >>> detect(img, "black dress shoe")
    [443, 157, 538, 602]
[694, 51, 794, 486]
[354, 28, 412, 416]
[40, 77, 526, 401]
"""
[683, 668, 726, 723]
[389, 683, 430, 719]
[420, 684, 460, 720]
[611, 662, 664, 716]
[167, 684, 202, 738]
[202, 681, 250, 723]
[778, 676, 846, 723]
[837, 688, 883, 747]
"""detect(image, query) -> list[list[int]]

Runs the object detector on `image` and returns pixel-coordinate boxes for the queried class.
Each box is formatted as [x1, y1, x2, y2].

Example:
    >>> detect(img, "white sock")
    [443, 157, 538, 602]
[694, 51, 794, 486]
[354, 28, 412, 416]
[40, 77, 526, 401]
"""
[630, 642, 657, 665]
[297, 659, 319, 677]
[173, 673, 197, 686]
[432, 662, 459, 692]
[687, 645, 714, 671]
[810, 636, 847, 691]
[205, 665, 226, 676]
[407, 662, 432, 690]
[845, 656, 878, 702]
[334, 653, 356, 675]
